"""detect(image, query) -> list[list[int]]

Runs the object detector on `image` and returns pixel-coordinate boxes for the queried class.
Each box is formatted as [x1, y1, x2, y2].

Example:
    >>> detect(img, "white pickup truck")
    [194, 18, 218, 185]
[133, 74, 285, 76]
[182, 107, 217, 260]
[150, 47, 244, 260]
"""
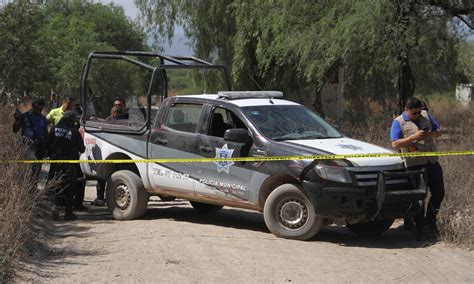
[80, 51, 427, 240]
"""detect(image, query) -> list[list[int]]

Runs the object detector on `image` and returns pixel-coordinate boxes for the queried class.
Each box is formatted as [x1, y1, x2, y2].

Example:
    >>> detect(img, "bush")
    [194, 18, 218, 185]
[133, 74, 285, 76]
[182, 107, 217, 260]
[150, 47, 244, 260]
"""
[0, 105, 45, 281]
[340, 96, 473, 248]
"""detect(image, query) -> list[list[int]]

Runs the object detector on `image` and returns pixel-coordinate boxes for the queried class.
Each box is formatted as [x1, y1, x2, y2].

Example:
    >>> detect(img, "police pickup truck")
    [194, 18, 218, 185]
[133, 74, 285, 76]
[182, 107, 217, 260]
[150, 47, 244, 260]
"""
[80, 51, 426, 240]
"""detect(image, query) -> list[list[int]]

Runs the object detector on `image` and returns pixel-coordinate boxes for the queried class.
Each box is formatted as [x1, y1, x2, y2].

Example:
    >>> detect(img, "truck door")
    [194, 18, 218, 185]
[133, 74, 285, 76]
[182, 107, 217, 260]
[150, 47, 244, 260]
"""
[148, 103, 204, 193]
[194, 106, 251, 201]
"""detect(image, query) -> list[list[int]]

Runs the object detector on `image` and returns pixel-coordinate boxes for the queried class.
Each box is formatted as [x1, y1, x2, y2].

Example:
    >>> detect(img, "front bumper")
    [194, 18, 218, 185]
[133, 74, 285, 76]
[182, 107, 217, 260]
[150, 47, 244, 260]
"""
[304, 169, 427, 221]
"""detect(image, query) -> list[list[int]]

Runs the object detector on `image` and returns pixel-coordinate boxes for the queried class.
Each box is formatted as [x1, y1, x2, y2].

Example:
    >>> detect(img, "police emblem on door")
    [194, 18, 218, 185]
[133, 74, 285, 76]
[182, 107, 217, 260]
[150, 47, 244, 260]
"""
[214, 144, 235, 174]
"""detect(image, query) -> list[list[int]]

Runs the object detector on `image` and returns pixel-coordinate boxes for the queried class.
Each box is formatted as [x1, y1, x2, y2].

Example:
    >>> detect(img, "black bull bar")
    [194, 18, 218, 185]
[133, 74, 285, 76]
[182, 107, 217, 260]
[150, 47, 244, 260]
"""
[372, 169, 428, 219]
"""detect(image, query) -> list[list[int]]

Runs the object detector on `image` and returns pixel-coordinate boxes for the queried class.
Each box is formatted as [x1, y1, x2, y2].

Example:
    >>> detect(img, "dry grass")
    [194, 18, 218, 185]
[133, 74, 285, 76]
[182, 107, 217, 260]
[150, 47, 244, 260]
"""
[432, 99, 473, 248]
[0, 105, 46, 281]
[341, 96, 473, 248]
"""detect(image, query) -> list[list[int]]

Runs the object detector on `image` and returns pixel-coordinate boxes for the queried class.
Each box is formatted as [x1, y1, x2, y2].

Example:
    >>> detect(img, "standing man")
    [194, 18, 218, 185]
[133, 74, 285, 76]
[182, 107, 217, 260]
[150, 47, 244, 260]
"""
[48, 110, 86, 221]
[390, 97, 445, 240]
[12, 99, 48, 179]
[47, 96, 88, 210]
[47, 96, 76, 125]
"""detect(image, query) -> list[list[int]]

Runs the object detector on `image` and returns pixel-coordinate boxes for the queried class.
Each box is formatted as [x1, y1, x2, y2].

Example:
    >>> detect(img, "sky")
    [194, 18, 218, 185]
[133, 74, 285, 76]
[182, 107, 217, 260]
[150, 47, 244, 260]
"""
[96, 0, 192, 55]
[97, 0, 138, 20]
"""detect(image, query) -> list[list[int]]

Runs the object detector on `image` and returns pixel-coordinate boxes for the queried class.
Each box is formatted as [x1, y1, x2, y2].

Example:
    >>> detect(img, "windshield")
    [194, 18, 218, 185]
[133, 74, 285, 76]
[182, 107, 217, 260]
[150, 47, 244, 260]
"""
[242, 105, 343, 140]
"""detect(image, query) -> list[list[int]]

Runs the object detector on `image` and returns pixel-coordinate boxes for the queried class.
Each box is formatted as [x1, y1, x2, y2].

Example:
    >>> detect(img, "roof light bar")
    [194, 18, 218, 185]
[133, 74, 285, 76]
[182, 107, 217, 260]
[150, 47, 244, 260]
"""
[218, 91, 283, 99]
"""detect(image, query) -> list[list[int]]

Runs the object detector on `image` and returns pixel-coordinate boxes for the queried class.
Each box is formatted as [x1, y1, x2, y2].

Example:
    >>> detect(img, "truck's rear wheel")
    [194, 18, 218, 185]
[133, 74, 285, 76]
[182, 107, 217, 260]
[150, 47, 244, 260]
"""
[106, 170, 149, 220]
[346, 219, 394, 235]
[263, 184, 323, 240]
[190, 201, 223, 213]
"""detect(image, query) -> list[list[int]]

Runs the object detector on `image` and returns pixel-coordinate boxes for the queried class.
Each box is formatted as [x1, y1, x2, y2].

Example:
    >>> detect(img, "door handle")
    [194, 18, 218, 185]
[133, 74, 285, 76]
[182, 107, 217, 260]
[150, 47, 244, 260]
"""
[254, 149, 267, 156]
[251, 149, 266, 167]
[155, 138, 168, 145]
[199, 146, 213, 153]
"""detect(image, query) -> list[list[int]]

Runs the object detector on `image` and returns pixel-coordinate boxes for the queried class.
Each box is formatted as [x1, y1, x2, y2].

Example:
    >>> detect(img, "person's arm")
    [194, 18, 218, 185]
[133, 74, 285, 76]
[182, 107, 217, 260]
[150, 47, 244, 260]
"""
[12, 111, 22, 133]
[47, 127, 56, 157]
[425, 114, 442, 139]
[46, 109, 58, 125]
[46, 111, 52, 123]
[390, 119, 428, 149]
[391, 131, 427, 149]
[12, 118, 21, 133]
[74, 131, 85, 154]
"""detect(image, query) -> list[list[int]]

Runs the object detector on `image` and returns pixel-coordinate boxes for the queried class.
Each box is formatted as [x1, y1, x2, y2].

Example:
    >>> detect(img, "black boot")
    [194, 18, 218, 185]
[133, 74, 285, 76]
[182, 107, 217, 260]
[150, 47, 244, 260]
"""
[64, 206, 77, 221]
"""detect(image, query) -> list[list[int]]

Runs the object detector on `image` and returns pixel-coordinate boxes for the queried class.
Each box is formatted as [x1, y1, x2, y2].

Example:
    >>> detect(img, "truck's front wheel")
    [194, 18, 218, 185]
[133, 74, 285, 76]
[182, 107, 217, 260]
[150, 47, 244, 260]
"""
[346, 219, 394, 235]
[106, 170, 149, 220]
[263, 184, 324, 240]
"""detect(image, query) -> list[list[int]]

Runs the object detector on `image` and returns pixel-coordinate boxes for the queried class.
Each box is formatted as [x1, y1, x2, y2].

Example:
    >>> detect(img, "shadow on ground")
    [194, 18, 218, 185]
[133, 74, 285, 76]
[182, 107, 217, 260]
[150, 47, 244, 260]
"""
[16, 201, 108, 281]
[143, 199, 434, 249]
[18, 197, 436, 280]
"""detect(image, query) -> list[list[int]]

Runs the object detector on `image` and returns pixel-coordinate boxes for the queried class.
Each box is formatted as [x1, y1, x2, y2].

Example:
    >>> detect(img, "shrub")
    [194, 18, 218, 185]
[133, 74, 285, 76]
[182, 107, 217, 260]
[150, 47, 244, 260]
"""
[0, 105, 45, 281]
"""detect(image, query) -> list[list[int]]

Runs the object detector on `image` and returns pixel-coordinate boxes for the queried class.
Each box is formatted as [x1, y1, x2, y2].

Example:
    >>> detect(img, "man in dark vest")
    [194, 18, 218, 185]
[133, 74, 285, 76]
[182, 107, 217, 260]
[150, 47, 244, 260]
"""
[48, 110, 85, 221]
[390, 97, 445, 240]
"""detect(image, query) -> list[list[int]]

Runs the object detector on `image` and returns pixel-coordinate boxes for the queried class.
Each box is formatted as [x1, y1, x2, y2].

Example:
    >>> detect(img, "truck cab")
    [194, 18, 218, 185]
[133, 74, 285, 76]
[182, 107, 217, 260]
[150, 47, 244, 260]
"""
[80, 51, 427, 240]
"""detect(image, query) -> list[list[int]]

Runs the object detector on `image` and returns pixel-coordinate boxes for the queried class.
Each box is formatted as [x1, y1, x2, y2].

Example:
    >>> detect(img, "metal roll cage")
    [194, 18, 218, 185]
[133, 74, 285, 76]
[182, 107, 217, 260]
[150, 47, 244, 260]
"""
[80, 51, 232, 128]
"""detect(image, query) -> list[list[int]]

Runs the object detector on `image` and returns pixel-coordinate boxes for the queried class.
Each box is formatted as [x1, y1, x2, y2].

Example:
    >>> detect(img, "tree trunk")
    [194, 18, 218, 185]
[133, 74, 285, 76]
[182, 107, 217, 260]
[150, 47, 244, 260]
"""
[398, 58, 415, 113]
[312, 86, 325, 118]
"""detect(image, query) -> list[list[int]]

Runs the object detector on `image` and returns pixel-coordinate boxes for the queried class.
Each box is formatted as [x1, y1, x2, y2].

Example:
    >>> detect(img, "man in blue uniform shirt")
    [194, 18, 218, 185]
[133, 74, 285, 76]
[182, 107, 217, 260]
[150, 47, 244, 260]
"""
[390, 97, 445, 241]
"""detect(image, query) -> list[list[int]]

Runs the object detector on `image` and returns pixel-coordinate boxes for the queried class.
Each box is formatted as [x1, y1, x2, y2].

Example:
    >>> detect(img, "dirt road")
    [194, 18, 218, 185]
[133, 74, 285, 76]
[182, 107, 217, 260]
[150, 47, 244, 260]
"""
[22, 183, 473, 283]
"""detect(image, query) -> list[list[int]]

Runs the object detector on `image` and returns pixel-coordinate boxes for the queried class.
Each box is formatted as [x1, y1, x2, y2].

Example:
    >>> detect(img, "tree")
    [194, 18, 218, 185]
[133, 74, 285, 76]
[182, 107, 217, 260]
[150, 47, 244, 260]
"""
[0, 0, 148, 100]
[41, 0, 148, 97]
[136, 0, 473, 114]
[0, 1, 52, 97]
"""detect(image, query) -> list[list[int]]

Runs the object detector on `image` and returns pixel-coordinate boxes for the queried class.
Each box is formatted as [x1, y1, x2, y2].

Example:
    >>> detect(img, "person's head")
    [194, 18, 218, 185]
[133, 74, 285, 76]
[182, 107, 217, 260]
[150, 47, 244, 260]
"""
[111, 106, 124, 117]
[58, 110, 76, 128]
[31, 99, 45, 115]
[61, 96, 76, 111]
[113, 98, 126, 110]
[404, 97, 423, 120]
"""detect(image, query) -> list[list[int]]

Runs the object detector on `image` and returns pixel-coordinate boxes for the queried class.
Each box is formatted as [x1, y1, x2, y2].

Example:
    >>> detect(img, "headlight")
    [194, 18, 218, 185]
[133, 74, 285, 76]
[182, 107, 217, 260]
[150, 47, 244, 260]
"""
[315, 160, 352, 183]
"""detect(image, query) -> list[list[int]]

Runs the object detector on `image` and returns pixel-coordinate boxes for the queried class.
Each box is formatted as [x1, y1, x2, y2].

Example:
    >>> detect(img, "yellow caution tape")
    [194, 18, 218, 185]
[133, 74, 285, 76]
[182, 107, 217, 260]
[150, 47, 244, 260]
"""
[0, 150, 473, 164]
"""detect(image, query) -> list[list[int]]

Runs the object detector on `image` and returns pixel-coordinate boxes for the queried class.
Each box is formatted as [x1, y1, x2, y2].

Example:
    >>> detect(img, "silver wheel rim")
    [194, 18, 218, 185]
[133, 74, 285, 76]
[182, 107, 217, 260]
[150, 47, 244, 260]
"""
[115, 184, 131, 210]
[277, 197, 308, 230]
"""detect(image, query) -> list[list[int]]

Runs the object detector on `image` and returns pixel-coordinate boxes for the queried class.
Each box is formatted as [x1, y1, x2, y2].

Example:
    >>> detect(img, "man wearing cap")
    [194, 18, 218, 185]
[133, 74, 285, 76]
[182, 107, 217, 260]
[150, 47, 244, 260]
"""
[390, 97, 445, 240]
[48, 110, 85, 221]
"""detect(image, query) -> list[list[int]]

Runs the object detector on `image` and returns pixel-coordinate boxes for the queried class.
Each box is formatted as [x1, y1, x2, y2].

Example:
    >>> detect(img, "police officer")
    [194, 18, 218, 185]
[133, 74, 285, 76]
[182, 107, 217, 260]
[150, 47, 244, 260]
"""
[390, 97, 445, 240]
[48, 110, 85, 221]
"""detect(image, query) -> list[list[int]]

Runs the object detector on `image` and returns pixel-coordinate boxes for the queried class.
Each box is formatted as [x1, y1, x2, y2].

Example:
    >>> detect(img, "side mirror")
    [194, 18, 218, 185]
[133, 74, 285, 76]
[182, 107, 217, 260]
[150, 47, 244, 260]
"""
[224, 128, 251, 144]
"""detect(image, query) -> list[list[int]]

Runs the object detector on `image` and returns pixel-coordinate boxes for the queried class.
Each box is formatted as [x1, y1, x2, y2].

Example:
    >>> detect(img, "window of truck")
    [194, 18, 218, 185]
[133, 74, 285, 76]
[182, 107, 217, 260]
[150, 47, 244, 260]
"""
[164, 103, 203, 133]
[208, 107, 247, 138]
[242, 105, 342, 140]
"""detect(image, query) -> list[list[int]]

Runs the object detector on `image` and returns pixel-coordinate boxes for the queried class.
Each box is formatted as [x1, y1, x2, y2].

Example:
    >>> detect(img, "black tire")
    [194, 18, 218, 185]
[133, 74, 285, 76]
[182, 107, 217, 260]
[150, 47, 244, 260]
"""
[346, 219, 394, 236]
[158, 195, 176, 202]
[263, 184, 324, 240]
[106, 170, 149, 220]
[189, 201, 223, 213]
